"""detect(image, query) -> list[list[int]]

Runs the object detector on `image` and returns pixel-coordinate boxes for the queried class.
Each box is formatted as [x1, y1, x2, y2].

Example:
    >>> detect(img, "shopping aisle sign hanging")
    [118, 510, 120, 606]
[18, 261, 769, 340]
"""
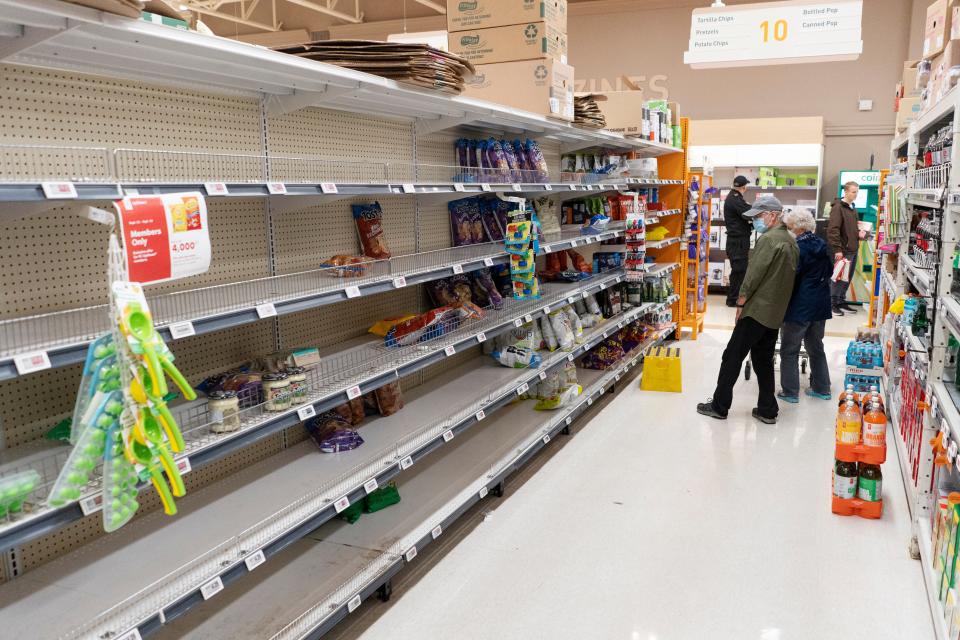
[684, 0, 862, 69]
[115, 192, 211, 285]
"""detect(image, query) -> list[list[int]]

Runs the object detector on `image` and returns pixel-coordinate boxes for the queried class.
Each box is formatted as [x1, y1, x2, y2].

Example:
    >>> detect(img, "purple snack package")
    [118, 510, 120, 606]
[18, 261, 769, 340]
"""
[456, 138, 469, 169]
[488, 138, 510, 182]
[479, 199, 504, 242]
[473, 268, 504, 309]
[524, 139, 549, 182]
[448, 197, 481, 246]
[512, 140, 528, 173]
[426, 278, 458, 307]
[501, 139, 522, 182]
[491, 264, 513, 297]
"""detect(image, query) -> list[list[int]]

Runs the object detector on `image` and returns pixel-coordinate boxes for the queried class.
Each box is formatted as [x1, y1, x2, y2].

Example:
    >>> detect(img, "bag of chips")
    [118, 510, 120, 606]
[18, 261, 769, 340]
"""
[549, 310, 576, 351]
[491, 345, 542, 369]
[564, 307, 584, 343]
[426, 279, 459, 307]
[306, 415, 364, 453]
[540, 315, 558, 351]
[449, 197, 482, 247]
[352, 202, 391, 260]
[471, 269, 504, 309]
[375, 381, 404, 416]
[321, 255, 367, 278]
[368, 315, 417, 337]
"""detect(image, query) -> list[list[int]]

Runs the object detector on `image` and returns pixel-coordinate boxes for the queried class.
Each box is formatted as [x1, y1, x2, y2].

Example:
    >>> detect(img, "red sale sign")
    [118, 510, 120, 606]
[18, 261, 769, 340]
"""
[115, 193, 211, 285]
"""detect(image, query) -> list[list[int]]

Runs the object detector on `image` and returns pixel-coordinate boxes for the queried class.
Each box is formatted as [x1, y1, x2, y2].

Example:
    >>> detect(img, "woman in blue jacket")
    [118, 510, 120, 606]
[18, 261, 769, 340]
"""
[778, 210, 833, 403]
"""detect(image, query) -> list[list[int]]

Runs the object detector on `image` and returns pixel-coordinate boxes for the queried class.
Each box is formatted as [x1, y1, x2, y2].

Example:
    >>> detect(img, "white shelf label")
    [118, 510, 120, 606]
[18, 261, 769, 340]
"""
[244, 550, 266, 572]
[392, 276, 408, 289]
[565, 416, 573, 426]
[320, 183, 338, 194]
[168, 321, 196, 340]
[363, 477, 379, 494]
[514, 318, 524, 328]
[201, 577, 224, 600]
[567, 354, 574, 362]
[347, 385, 362, 400]
[333, 496, 351, 513]
[475, 409, 486, 421]
[567, 296, 576, 304]
[581, 291, 589, 299]
[266, 182, 287, 195]
[13, 350, 51, 375]
[543, 305, 551, 314]
[544, 184, 553, 191]
[405, 546, 418, 562]
[539, 371, 548, 381]
[618, 321, 625, 329]
[347, 594, 362, 613]
[479, 486, 489, 499]
[442, 429, 455, 442]
[481, 183, 492, 192]
[570, 239, 579, 247]
[512, 183, 522, 191]
[177, 457, 192, 475]
[79, 493, 104, 516]
[344, 285, 361, 298]
[296, 404, 316, 421]
[402, 183, 416, 194]
[476, 332, 487, 343]
[542, 434, 551, 444]
[400, 455, 413, 470]
[524, 314, 533, 324]
[587, 397, 594, 406]
[599, 282, 606, 290]
[453, 183, 466, 192]
[568, 184, 578, 190]
[41, 181, 78, 199]
[452, 264, 464, 274]
[115, 628, 143, 640]
[516, 383, 529, 395]
[542, 244, 552, 253]
[616, 374, 622, 381]
[256, 302, 277, 319]
[203, 182, 228, 196]
[444, 345, 457, 357]
[483, 257, 495, 267]
[615, 276, 622, 283]
[431, 525, 443, 539]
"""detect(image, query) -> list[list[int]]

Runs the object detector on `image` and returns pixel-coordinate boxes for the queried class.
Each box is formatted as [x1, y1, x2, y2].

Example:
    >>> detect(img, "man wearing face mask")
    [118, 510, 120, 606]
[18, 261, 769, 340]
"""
[723, 175, 753, 307]
[698, 196, 799, 424]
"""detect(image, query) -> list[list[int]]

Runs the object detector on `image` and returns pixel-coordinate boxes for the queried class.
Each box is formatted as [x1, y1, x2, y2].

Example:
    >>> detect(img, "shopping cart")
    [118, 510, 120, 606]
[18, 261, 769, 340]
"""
[743, 340, 807, 380]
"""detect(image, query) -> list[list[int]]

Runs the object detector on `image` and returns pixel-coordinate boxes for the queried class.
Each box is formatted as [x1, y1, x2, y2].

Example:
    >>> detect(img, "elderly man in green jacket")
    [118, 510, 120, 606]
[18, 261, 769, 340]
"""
[698, 195, 799, 425]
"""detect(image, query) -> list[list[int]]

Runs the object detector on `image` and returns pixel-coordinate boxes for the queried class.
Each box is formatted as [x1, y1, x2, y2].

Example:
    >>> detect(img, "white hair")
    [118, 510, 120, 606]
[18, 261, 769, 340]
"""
[783, 209, 816, 233]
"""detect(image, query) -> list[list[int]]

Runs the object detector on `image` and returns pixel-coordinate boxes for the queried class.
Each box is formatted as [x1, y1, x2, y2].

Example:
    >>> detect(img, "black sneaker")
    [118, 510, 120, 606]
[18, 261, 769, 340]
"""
[839, 303, 858, 313]
[697, 401, 727, 420]
[752, 408, 777, 424]
[832, 305, 845, 316]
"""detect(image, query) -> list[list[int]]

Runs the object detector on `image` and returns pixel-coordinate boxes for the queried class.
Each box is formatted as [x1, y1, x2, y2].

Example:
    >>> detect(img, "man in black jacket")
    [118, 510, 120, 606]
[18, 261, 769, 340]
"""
[827, 181, 860, 315]
[724, 175, 753, 307]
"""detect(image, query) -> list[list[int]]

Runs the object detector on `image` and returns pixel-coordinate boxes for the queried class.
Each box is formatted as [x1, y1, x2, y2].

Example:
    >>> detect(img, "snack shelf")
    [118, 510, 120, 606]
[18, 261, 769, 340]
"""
[918, 517, 950, 640]
[0, 225, 625, 382]
[940, 294, 960, 340]
[646, 237, 682, 250]
[0, 300, 669, 640]
[152, 328, 674, 640]
[0, 0, 679, 157]
[644, 208, 682, 225]
[0, 272, 670, 550]
[902, 254, 933, 297]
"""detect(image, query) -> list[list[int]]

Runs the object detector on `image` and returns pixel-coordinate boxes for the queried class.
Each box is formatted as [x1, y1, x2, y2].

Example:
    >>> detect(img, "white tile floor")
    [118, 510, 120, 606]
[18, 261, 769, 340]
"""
[357, 306, 933, 640]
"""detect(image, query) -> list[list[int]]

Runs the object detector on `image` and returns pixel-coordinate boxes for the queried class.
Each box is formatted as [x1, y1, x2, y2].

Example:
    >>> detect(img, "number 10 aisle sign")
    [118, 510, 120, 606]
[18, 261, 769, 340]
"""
[684, 0, 862, 69]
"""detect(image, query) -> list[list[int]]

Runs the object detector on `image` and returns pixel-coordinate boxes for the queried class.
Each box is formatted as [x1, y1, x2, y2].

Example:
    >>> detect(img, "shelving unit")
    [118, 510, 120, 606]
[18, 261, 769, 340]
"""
[681, 171, 711, 339]
[0, 1, 686, 637]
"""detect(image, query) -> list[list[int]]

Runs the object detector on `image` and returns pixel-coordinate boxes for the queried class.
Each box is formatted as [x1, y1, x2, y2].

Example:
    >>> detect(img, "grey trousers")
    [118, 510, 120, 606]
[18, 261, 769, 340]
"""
[779, 320, 831, 397]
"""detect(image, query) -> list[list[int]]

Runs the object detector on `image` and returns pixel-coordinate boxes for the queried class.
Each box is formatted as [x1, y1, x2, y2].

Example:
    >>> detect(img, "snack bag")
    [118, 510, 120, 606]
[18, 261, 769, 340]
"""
[564, 307, 584, 343]
[375, 381, 404, 416]
[449, 197, 482, 247]
[540, 315, 559, 351]
[491, 345, 543, 369]
[321, 255, 367, 278]
[535, 382, 582, 411]
[385, 307, 459, 347]
[480, 199, 505, 241]
[368, 315, 417, 337]
[567, 250, 590, 273]
[584, 293, 602, 316]
[549, 310, 576, 351]
[426, 279, 459, 307]
[352, 203, 391, 259]
[449, 274, 475, 304]
[472, 269, 504, 309]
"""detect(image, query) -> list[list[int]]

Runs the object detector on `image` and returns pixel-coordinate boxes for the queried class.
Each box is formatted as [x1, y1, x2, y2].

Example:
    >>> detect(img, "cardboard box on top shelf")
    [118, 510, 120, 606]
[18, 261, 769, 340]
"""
[901, 60, 921, 98]
[925, 0, 954, 59]
[588, 89, 645, 136]
[448, 22, 567, 65]
[897, 96, 922, 132]
[463, 59, 574, 122]
[447, 0, 567, 34]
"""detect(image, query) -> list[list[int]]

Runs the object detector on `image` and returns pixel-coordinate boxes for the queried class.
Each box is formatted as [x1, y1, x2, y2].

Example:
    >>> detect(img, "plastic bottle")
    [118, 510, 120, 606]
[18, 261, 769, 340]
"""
[839, 384, 860, 407]
[857, 464, 883, 502]
[836, 400, 862, 445]
[833, 459, 858, 499]
[862, 401, 887, 448]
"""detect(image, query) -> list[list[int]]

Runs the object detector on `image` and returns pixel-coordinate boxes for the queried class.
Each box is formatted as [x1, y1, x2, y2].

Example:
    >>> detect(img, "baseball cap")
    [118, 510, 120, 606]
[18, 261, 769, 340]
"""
[743, 195, 784, 218]
[733, 175, 750, 187]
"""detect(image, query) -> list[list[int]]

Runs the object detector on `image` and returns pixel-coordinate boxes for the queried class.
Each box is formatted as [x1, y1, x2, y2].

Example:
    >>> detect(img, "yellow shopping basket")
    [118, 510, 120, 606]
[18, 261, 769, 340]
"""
[640, 346, 682, 393]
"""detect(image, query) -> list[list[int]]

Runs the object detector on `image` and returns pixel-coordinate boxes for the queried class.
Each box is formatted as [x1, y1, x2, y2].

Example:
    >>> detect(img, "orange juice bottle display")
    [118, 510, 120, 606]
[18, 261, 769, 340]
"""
[861, 385, 883, 412]
[862, 401, 887, 448]
[839, 384, 860, 407]
[836, 400, 862, 445]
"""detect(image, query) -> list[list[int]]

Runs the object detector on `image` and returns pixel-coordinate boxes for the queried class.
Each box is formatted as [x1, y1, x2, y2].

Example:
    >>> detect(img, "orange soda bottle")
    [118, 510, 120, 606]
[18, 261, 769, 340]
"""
[839, 384, 860, 407]
[836, 400, 862, 445]
[862, 401, 887, 448]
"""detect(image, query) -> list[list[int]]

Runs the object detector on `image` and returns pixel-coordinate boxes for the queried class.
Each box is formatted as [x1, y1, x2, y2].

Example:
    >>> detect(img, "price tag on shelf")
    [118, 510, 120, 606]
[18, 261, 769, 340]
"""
[476, 409, 486, 421]
[542, 244, 552, 253]
[476, 332, 486, 343]
[333, 496, 351, 513]
[347, 385, 362, 400]
[516, 383, 529, 396]
[176, 457, 192, 475]
[431, 525, 443, 539]
[539, 371, 548, 381]
[168, 321, 196, 340]
[481, 184, 492, 192]
[483, 257, 495, 267]
[615, 276, 622, 284]
[79, 493, 104, 516]
[568, 184, 578, 191]
[296, 404, 316, 422]
[512, 183, 522, 192]
[565, 416, 572, 426]
[543, 434, 551, 444]
[404, 546, 419, 563]
[453, 183, 466, 192]
[203, 182, 229, 196]
[524, 314, 533, 324]
[479, 486, 489, 499]
[544, 184, 553, 191]
[514, 318, 523, 328]
[599, 283, 606, 290]
[452, 264, 464, 275]
[442, 430, 454, 442]
[344, 285, 361, 298]
[320, 183, 338, 194]
[570, 239, 579, 247]
[363, 478, 379, 494]
[255, 303, 277, 319]
[41, 181, 78, 199]
[567, 354, 575, 362]
[200, 577, 224, 600]
[115, 628, 143, 640]
[402, 183, 416, 194]
[347, 594, 362, 613]
[244, 550, 266, 572]
[587, 397, 594, 406]
[542, 305, 551, 315]
[13, 350, 51, 375]
[266, 182, 287, 195]
[444, 345, 456, 357]
[392, 276, 407, 288]
[616, 374, 622, 382]
[400, 455, 413, 470]
[581, 291, 589, 299]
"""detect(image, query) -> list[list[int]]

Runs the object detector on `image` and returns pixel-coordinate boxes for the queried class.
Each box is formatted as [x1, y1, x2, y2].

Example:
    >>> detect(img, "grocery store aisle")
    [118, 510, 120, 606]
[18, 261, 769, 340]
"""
[353, 327, 931, 640]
